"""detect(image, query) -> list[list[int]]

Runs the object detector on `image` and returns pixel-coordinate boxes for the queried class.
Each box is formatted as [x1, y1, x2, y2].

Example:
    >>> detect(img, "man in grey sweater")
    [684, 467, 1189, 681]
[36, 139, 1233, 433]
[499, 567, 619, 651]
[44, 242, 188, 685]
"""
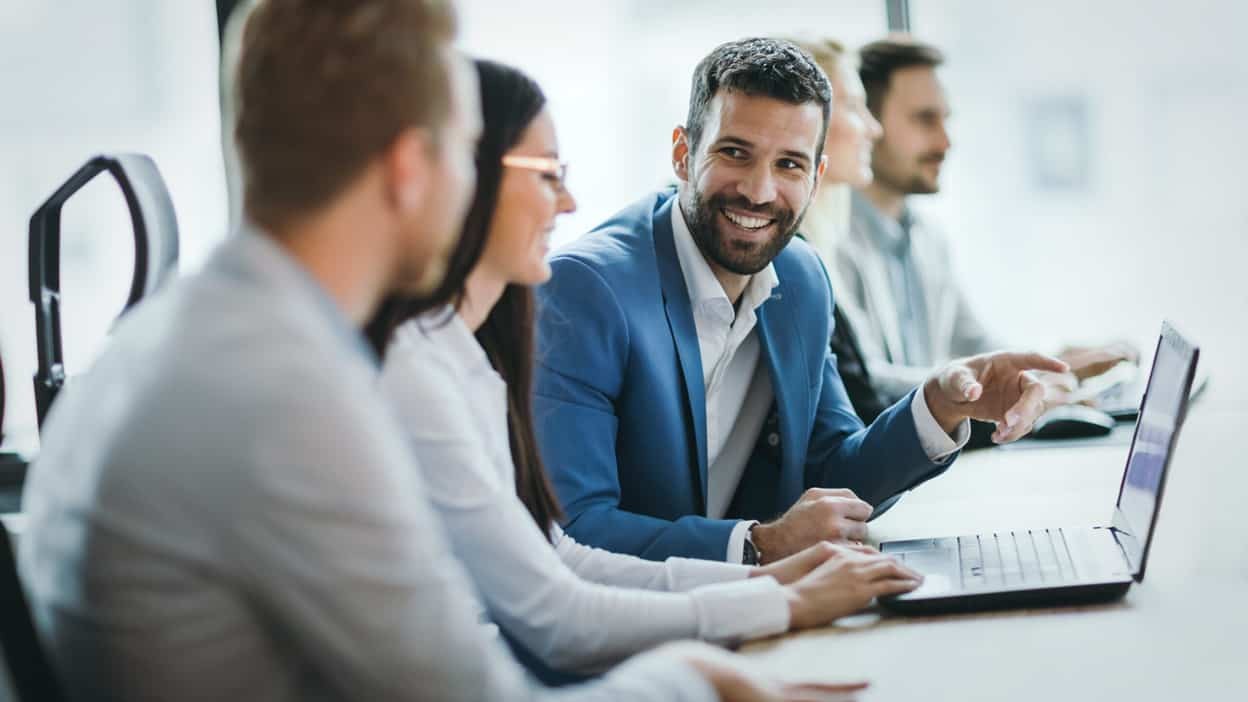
[18, 2, 855, 700]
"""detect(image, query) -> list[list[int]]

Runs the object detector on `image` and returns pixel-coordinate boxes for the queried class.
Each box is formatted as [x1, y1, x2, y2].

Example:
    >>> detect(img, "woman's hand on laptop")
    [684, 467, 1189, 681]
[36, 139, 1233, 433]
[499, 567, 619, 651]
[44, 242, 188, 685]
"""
[751, 541, 850, 585]
[752, 539, 894, 585]
[779, 543, 923, 629]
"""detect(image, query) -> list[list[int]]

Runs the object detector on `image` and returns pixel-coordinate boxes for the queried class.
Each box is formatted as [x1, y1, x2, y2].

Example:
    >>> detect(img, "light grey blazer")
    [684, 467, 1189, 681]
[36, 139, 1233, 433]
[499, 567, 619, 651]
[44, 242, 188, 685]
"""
[19, 230, 714, 702]
[823, 192, 1001, 402]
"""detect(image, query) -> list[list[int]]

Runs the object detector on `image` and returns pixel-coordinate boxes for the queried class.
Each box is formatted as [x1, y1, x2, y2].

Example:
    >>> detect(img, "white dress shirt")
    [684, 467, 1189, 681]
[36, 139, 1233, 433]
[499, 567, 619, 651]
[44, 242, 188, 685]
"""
[669, 203, 969, 563]
[378, 310, 791, 673]
[19, 231, 716, 702]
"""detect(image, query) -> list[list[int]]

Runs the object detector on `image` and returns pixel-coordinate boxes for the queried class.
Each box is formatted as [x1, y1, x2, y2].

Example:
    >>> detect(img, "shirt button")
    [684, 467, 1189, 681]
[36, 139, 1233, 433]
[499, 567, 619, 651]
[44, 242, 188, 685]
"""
[767, 433, 780, 447]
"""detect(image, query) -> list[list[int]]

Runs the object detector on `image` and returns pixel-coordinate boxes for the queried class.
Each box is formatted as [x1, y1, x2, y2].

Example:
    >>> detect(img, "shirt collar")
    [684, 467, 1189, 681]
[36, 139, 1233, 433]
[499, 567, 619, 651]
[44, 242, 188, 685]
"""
[851, 189, 914, 256]
[407, 307, 494, 377]
[234, 222, 381, 368]
[670, 197, 780, 318]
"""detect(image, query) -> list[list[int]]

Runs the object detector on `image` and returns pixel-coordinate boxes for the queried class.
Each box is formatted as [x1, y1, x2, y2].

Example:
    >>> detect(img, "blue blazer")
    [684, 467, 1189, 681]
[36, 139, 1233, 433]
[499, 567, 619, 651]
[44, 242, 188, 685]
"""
[534, 189, 951, 562]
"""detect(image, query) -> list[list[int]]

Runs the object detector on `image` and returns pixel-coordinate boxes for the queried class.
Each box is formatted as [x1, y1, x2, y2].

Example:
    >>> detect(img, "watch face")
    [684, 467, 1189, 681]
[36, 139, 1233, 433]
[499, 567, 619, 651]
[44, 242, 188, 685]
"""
[742, 538, 760, 566]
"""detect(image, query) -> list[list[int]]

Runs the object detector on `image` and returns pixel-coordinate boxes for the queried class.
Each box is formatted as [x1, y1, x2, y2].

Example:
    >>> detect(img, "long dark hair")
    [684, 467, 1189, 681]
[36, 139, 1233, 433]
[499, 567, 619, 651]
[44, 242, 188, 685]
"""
[365, 58, 563, 540]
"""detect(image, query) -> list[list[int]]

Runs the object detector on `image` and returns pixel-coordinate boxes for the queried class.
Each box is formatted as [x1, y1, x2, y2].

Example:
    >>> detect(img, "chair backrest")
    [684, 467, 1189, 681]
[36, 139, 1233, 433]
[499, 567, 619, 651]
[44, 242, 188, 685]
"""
[28, 154, 179, 430]
[0, 524, 65, 701]
[1, 347, 6, 444]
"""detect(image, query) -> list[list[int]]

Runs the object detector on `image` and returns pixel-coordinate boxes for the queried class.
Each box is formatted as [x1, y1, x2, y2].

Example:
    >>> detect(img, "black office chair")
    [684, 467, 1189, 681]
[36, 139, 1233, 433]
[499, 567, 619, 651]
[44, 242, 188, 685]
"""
[0, 522, 65, 701]
[1, 347, 6, 444]
[2, 320, 29, 503]
[28, 153, 179, 430]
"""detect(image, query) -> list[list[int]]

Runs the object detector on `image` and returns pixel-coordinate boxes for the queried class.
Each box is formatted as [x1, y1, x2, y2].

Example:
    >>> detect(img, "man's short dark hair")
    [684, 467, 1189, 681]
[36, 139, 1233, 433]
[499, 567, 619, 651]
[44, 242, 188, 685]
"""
[858, 35, 944, 117]
[685, 37, 832, 159]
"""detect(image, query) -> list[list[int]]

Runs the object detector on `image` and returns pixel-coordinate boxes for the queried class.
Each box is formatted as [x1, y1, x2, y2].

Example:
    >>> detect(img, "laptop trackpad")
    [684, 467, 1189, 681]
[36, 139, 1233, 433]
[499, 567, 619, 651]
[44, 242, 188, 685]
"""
[891, 547, 958, 598]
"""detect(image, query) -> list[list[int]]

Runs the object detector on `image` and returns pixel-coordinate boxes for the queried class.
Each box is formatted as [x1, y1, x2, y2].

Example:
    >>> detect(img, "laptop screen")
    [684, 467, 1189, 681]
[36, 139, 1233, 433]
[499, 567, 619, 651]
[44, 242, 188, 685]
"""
[1115, 323, 1197, 575]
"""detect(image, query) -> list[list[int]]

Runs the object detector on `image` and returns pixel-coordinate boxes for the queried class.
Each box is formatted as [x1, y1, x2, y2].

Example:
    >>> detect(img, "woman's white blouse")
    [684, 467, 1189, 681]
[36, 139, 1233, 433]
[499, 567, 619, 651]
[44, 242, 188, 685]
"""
[378, 310, 790, 671]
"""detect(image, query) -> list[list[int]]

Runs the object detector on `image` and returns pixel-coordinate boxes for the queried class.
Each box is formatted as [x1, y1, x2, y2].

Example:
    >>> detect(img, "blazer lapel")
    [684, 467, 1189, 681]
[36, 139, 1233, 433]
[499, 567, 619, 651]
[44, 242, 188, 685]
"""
[755, 289, 810, 509]
[651, 195, 710, 510]
[848, 205, 907, 364]
[860, 247, 907, 365]
[909, 222, 955, 361]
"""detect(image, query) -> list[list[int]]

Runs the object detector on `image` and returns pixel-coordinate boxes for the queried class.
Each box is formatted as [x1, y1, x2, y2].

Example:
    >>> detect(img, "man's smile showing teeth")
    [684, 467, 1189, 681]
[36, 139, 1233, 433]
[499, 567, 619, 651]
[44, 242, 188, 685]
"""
[722, 208, 774, 231]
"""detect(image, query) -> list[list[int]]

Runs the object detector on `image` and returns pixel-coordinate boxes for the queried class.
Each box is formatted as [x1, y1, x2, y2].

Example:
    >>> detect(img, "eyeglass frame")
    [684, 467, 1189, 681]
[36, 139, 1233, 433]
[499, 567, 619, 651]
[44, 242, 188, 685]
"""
[500, 154, 569, 191]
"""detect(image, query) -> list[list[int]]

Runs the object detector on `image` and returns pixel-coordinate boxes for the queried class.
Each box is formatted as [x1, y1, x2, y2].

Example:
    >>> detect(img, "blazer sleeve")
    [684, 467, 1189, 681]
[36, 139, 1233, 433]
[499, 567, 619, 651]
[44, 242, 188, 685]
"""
[535, 255, 740, 562]
[804, 264, 952, 506]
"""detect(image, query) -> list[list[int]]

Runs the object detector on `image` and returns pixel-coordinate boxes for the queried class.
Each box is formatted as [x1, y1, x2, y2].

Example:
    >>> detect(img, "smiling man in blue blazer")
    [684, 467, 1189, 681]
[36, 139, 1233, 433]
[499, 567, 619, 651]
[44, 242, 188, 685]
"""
[534, 38, 1066, 566]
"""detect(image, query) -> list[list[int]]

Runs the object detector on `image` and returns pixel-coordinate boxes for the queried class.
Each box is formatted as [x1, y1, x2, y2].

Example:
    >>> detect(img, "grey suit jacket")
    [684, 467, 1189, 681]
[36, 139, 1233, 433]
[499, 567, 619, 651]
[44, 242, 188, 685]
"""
[827, 191, 1001, 402]
[19, 230, 712, 702]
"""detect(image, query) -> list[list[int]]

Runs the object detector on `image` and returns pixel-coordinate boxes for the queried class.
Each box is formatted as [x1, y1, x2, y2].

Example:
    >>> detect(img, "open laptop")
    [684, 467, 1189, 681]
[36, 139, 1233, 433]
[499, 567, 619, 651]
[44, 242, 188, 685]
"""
[878, 321, 1198, 615]
[1079, 358, 1208, 421]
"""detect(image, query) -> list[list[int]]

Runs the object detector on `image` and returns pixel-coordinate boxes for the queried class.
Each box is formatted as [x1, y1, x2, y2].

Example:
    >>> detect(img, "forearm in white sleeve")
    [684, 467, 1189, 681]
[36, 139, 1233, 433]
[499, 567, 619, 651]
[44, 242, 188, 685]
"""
[430, 463, 789, 671]
[236, 393, 718, 702]
[554, 524, 753, 591]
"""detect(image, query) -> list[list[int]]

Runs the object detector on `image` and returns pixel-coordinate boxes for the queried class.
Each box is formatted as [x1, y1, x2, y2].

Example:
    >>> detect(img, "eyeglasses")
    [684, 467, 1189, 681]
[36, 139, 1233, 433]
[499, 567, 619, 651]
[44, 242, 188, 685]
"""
[501, 154, 569, 191]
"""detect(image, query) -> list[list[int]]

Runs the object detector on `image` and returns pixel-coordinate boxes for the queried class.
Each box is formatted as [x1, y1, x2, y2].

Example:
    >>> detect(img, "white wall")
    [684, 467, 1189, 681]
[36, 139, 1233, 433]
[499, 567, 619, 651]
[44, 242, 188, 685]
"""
[2, 0, 1244, 446]
[0, 2, 226, 449]
[913, 0, 1248, 405]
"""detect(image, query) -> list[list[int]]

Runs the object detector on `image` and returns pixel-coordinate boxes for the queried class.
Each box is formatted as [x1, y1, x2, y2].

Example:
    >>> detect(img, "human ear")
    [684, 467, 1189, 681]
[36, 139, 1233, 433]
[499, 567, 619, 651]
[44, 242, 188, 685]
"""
[386, 127, 433, 213]
[672, 126, 692, 182]
[812, 154, 828, 193]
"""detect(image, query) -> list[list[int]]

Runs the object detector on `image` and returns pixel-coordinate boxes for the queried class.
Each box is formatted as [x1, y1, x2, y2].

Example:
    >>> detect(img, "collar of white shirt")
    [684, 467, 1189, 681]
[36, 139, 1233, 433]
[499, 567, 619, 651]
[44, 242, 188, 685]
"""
[670, 197, 779, 326]
[405, 307, 494, 374]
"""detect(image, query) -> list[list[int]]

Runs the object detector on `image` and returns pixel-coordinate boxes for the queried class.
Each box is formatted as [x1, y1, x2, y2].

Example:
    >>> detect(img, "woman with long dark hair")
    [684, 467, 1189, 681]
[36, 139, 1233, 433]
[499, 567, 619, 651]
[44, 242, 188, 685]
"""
[369, 58, 919, 677]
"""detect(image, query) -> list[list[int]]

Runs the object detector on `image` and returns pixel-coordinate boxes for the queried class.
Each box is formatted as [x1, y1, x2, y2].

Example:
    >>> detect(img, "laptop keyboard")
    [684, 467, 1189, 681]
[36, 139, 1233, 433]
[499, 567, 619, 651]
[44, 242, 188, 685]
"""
[897, 529, 1079, 590]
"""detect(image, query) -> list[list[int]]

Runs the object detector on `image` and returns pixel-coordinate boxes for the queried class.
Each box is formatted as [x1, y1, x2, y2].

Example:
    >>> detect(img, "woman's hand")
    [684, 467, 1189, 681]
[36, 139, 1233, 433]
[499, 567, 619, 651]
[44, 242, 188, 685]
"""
[751, 540, 869, 585]
[662, 641, 870, 702]
[783, 543, 922, 629]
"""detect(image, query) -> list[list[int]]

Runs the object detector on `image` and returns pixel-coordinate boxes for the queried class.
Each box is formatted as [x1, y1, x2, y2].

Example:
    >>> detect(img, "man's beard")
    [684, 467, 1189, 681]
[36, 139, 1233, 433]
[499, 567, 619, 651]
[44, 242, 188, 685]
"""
[401, 257, 448, 295]
[683, 189, 808, 276]
[906, 154, 944, 194]
[894, 156, 944, 195]
[872, 145, 944, 195]
[393, 220, 457, 296]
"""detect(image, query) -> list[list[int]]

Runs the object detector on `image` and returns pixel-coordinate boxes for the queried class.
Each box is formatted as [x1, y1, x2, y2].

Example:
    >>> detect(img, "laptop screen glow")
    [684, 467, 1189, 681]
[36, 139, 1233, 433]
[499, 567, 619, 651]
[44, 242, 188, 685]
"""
[1117, 335, 1190, 543]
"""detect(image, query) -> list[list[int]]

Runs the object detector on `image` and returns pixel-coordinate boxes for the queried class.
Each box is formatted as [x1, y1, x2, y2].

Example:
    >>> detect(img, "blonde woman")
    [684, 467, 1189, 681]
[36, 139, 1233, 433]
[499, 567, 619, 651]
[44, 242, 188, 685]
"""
[790, 38, 883, 261]
[789, 38, 895, 423]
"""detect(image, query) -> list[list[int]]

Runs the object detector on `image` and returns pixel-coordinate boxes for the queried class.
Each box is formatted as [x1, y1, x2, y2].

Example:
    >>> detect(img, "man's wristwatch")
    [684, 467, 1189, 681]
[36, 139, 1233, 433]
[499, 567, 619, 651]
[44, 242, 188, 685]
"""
[742, 522, 763, 565]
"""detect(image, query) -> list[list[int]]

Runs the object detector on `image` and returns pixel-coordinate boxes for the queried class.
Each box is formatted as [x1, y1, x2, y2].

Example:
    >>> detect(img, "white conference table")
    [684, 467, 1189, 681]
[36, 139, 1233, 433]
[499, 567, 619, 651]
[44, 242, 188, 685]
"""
[741, 406, 1247, 701]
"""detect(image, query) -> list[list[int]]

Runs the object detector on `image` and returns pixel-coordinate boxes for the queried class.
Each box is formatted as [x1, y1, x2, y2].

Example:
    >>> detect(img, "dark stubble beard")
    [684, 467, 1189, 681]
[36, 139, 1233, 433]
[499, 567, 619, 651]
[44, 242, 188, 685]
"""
[683, 187, 812, 276]
[903, 153, 943, 194]
[875, 146, 944, 195]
